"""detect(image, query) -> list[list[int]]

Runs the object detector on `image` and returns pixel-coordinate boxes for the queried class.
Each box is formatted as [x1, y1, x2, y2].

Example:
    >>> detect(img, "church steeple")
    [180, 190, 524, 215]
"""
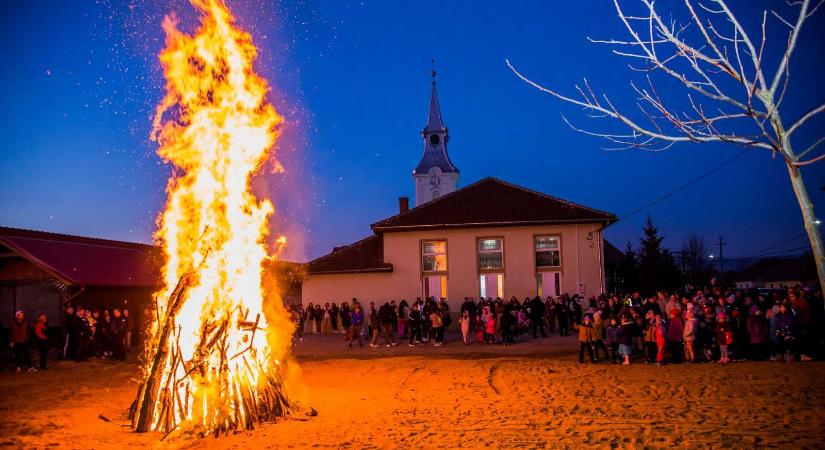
[424, 73, 446, 132]
[413, 62, 460, 207]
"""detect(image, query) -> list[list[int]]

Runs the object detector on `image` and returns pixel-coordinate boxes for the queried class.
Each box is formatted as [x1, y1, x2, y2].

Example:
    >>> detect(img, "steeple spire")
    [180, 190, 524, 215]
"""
[425, 59, 446, 132]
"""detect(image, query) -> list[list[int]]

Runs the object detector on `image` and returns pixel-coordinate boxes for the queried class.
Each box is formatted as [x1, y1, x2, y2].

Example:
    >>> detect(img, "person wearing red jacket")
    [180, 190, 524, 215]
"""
[34, 314, 49, 370]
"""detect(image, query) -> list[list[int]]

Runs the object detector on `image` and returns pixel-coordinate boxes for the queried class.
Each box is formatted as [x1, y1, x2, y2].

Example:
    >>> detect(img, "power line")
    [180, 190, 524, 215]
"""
[725, 245, 810, 261]
[619, 148, 752, 221]
[726, 232, 808, 259]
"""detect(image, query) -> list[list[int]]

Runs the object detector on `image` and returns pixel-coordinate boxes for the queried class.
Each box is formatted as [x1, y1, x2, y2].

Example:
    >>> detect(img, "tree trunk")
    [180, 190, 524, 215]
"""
[785, 162, 825, 294]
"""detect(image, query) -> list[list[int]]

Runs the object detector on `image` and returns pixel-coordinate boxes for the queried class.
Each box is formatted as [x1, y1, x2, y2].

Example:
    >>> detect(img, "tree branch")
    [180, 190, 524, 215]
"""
[786, 101, 825, 136]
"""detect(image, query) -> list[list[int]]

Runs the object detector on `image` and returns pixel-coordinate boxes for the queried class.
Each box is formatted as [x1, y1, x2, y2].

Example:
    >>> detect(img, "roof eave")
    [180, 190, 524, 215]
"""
[307, 265, 394, 276]
[372, 217, 616, 233]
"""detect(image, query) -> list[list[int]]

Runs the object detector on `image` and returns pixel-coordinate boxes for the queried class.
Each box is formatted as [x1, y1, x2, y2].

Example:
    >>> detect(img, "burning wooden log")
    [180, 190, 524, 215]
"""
[130, 274, 291, 435]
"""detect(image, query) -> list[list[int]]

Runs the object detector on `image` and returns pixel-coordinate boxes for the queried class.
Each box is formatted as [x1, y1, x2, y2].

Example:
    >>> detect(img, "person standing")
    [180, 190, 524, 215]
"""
[591, 312, 609, 361]
[683, 309, 697, 363]
[666, 310, 684, 364]
[34, 314, 49, 370]
[330, 303, 340, 334]
[11, 311, 35, 372]
[348, 305, 364, 348]
[111, 309, 128, 360]
[62, 305, 75, 360]
[529, 296, 547, 339]
[314, 304, 324, 334]
[407, 302, 422, 346]
[557, 301, 570, 337]
[379, 302, 396, 347]
[577, 315, 596, 363]
[368, 306, 381, 348]
[123, 308, 134, 353]
[74, 308, 91, 361]
[430, 306, 444, 347]
[397, 300, 408, 339]
[460, 310, 471, 345]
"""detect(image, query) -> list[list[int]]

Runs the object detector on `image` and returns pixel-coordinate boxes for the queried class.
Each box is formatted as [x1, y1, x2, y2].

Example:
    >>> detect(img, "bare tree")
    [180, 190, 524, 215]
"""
[682, 233, 710, 287]
[507, 0, 825, 293]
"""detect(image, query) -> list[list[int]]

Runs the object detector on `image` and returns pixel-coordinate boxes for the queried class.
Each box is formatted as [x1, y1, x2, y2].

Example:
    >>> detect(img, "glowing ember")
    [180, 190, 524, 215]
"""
[131, 0, 292, 435]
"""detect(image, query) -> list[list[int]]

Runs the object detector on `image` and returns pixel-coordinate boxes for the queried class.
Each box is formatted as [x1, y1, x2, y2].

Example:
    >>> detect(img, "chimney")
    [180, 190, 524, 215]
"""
[398, 196, 409, 214]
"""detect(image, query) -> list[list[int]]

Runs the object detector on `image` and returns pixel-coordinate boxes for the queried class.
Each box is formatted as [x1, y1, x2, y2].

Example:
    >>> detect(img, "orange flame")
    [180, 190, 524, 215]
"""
[140, 0, 292, 433]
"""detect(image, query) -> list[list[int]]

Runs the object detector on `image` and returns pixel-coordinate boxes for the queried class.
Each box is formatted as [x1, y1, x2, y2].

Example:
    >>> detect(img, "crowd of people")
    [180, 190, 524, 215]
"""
[2, 304, 146, 373]
[3, 286, 822, 373]
[292, 286, 825, 364]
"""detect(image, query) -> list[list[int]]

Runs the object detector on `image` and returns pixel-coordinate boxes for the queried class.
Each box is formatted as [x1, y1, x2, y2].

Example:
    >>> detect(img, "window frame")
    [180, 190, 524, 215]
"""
[476, 236, 505, 273]
[420, 239, 449, 275]
[533, 234, 563, 271]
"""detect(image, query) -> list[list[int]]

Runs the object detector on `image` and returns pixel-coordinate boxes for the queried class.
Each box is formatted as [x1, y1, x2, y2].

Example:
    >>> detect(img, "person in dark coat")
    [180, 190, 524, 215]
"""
[616, 315, 634, 365]
[111, 309, 128, 360]
[62, 305, 76, 360]
[557, 302, 570, 336]
[408, 302, 423, 345]
[528, 296, 547, 338]
[11, 311, 35, 372]
[330, 303, 340, 334]
[72, 307, 91, 361]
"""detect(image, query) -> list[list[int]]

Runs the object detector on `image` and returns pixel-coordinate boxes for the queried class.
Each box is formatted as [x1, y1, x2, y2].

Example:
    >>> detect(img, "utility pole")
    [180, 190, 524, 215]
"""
[716, 237, 726, 288]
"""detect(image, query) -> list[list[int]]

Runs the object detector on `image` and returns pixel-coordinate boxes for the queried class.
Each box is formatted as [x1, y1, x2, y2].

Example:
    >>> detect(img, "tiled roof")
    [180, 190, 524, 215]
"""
[372, 177, 616, 232]
[0, 226, 161, 287]
[306, 235, 393, 275]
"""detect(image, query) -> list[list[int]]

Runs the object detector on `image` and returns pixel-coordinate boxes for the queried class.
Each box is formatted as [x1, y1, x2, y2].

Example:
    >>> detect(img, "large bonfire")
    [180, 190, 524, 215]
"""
[131, 0, 293, 436]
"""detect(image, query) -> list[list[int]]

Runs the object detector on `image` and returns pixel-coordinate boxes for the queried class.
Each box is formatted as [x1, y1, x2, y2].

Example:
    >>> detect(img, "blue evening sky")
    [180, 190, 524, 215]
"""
[1, 0, 823, 262]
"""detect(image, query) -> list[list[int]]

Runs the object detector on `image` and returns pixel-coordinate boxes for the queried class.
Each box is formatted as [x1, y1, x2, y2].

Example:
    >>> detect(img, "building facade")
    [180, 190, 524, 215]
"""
[303, 81, 616, 310]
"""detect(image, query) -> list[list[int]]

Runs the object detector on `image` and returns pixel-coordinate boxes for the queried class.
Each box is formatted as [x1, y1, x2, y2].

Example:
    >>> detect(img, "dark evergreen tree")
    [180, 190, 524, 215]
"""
[617, 241, 640, 292]
[638, 215, 681, 294]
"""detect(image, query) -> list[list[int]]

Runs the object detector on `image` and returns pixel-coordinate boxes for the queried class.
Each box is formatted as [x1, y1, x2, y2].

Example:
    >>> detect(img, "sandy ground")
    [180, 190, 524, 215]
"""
[1, 332, 824, 449]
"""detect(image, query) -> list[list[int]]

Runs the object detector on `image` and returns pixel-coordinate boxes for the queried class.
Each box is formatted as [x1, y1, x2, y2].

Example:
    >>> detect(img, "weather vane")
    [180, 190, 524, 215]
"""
[431, 58, 436, 83]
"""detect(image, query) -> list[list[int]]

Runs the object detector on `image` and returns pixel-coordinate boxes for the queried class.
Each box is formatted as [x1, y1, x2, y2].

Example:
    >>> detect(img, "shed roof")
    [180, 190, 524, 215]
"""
[306, 234, 392, 275]
[0, 226, 161, 287]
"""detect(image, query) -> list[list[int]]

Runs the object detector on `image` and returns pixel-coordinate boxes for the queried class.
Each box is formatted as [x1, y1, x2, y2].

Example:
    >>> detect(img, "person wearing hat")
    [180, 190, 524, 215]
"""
[10, 311, 35, 372]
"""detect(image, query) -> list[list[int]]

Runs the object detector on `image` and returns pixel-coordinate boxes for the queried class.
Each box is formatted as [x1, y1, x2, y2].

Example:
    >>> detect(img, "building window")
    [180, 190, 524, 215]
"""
[480, 273, 504, 299]
[535, 235, 561, 268]
[477, 238, 503, 270]
[422, 240, 447, 299]
[424, 275, 448, 299]
[422, 240, 447, 273]
[536, 272, 561, 298]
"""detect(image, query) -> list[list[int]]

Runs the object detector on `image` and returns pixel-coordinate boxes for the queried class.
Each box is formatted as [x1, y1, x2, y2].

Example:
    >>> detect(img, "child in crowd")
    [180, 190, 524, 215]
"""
[460, 310, 470, 345]
[683, 309, 697, 363]
[473, 313, 484, 344]
[485, 314, 496, 345]
[592, 312, 609, 362]
[617, 315, 634, 365]
[653, 315, 666, 366]
[606, 317, 620, 363]
[716, 312, 733, 363]
[578, 315, 595, 363]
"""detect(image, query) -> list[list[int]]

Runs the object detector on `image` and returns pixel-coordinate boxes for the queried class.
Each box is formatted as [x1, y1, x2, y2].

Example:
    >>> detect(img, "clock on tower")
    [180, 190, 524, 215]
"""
[412, 70, 459, 206]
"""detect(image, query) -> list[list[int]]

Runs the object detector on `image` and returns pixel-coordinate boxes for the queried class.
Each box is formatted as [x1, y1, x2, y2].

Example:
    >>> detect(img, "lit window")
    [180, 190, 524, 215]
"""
[477, 238, 503, 270]
[536, 272, 561, 298]
[480, 273, 504, 299]
[422, 240, 447, 273]
[535, 235, 561, 268]
[424, 275, 448, 299]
